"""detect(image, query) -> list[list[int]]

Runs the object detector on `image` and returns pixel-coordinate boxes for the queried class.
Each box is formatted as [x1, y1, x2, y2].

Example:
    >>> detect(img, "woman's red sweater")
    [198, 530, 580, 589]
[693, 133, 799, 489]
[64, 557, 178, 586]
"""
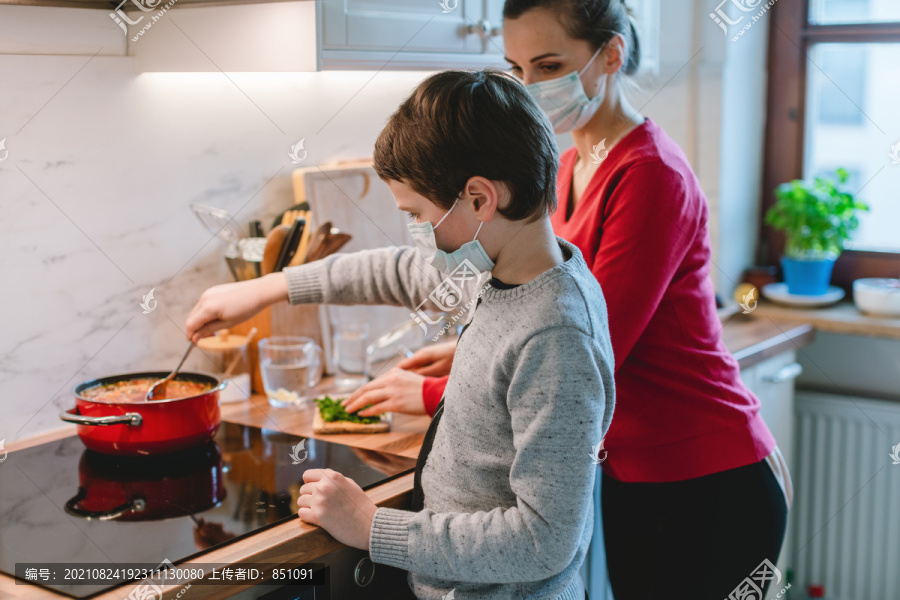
[421, 118, 775, 483]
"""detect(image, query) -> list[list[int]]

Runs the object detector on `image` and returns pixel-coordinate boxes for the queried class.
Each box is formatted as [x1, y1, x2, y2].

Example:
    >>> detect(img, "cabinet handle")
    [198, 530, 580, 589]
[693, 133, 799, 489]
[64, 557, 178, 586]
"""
[761, 362, 803, 383]
[466, 19, 491, 39]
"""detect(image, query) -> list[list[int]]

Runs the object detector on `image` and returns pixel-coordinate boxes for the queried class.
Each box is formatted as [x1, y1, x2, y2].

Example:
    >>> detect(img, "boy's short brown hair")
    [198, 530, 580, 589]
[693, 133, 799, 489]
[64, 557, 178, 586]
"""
[374, 69, 558, 222]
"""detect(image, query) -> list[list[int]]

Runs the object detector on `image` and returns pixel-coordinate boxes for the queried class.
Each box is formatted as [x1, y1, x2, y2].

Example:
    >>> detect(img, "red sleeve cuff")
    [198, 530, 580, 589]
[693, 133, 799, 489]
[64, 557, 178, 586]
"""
[421, 376, 449, 417]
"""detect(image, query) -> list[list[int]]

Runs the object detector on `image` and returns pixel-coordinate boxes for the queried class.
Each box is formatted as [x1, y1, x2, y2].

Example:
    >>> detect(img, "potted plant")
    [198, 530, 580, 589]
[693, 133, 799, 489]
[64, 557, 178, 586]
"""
[765, 168, 869, 295]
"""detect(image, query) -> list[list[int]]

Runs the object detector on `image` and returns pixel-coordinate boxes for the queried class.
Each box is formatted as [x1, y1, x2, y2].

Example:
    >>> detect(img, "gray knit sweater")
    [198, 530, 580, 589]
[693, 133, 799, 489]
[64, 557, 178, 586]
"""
[283, 238, 615, 600]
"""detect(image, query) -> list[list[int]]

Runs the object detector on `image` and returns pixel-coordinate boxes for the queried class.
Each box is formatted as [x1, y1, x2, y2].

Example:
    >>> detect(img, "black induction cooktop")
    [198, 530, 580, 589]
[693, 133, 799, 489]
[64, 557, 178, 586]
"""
[0, 421, 416, 598]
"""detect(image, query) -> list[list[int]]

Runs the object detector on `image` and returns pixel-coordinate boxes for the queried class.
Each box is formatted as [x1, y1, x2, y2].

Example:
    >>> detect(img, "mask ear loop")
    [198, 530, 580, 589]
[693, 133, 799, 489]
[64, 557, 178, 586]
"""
[473, 221, 485, 241]
[433, 195, 460, 229]
[578, 44, 605, 77]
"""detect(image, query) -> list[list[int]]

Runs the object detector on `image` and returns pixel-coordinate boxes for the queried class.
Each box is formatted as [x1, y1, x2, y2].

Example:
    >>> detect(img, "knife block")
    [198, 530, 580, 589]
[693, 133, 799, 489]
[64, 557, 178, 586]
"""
[231, 302, 329, 395]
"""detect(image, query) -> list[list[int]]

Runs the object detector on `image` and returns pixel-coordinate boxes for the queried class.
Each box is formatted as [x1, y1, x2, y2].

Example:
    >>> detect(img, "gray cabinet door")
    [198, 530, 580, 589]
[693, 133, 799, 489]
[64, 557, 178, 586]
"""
[323, 0, 484, 53]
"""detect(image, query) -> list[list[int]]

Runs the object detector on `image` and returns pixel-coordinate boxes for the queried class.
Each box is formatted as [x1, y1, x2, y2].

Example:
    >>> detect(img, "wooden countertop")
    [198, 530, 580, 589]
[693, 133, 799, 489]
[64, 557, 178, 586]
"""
[718, 305, 817, 369]
[0, 312, 816, 599]
[751, 300, 900, 340]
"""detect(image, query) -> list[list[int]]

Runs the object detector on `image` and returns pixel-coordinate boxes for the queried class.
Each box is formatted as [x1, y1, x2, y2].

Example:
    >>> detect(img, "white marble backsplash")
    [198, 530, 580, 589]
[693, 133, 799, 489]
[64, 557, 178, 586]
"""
[0, 51, 433, 442]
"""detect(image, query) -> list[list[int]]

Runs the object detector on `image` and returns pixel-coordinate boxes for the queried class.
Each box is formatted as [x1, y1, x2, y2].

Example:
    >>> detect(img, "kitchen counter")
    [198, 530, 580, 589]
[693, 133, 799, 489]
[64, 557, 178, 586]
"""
[0, 313, 815, 599]
[750, 300, 900, 340]
[718, 306, 816, 369]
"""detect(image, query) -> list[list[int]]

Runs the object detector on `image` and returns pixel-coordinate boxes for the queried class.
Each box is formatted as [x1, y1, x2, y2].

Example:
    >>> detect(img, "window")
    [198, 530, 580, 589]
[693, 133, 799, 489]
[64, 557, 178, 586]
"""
[808, 0, 900, 25]
[762, 1, 900, 286]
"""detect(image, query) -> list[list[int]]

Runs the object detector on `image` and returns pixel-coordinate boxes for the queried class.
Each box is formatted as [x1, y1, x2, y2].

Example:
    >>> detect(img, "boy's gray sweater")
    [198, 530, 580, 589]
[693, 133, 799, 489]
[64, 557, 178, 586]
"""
[283, 238, 615, 600]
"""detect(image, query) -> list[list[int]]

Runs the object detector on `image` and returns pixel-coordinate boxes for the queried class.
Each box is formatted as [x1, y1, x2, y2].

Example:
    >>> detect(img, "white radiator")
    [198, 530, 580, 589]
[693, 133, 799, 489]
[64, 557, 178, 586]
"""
[792, 392, 900, 600]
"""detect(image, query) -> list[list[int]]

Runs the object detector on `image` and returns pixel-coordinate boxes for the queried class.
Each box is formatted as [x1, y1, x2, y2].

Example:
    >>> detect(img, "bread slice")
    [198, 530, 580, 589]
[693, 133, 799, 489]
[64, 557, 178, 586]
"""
[312, 404, 390, 434]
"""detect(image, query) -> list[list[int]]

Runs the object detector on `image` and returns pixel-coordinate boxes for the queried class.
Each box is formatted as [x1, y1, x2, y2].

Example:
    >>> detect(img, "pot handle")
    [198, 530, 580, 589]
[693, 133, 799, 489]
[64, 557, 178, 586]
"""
[65, 487, 147, 520]
[59, 409, 143, 426]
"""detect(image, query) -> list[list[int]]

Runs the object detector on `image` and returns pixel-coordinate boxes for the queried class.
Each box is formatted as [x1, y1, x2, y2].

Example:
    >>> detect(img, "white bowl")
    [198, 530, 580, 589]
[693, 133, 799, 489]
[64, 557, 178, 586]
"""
[853, 278, 900, 317]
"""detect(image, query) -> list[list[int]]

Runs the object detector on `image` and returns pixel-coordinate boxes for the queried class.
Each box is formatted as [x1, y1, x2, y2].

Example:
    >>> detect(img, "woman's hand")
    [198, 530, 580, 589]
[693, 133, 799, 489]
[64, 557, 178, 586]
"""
[185, 273, 288, 343]
[395, 341, 457, 377]
[297, 468, 377, 551]
[341, 368, 426, 417]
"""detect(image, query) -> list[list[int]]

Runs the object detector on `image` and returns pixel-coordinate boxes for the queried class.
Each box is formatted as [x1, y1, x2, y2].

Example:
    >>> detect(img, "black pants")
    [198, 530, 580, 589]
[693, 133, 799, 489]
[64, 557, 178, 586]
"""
[601, 459, 788, 600]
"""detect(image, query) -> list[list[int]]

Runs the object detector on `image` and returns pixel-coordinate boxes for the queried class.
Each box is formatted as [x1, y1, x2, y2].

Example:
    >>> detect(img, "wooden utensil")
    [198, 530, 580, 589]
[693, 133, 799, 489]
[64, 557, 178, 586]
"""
[261, 225, 291, 276]
[301, 221, 332, 264]
[318, 231, 352, 259]
[288, 212, 313, 268]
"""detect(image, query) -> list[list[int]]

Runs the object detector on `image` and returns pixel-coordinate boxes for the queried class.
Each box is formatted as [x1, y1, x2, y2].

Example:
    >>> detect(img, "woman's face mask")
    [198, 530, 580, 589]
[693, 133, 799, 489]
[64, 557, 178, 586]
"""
[407, 194, 495, 275]
[524, 45, 607, 134]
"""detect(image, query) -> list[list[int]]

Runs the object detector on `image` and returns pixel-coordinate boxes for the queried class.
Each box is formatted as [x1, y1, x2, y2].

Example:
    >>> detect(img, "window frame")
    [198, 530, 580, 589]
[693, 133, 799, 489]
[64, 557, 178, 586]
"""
[761, 2, 900, 290]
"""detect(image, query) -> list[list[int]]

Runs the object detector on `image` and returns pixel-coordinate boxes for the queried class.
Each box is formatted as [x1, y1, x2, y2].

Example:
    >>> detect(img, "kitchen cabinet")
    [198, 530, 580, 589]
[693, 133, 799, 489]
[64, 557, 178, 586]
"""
[7, 0, 658, 72]
[321, 0, 507, 70]
[127, 0, 509, 72]
[739, 350, 802, 579]
[320, 0, 661, 71]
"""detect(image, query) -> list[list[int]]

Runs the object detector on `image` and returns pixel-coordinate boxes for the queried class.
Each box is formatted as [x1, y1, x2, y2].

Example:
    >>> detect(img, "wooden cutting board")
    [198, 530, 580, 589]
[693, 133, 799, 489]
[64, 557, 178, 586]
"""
[312, 407, 391, 434]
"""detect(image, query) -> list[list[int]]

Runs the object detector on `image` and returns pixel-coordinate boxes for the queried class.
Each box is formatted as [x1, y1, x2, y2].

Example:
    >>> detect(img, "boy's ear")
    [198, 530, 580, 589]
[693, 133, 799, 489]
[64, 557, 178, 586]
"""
[465, 177, 504, 221]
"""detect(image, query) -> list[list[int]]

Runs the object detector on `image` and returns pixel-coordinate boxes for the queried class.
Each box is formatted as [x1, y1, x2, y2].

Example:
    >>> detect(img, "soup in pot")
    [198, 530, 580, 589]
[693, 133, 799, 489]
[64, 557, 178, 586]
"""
[81, 378, 213, 403]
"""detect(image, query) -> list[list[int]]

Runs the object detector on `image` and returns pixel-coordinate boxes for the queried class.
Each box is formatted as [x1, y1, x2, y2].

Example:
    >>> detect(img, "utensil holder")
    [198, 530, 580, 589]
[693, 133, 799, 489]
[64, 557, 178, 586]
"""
[231, 302, 330, 394]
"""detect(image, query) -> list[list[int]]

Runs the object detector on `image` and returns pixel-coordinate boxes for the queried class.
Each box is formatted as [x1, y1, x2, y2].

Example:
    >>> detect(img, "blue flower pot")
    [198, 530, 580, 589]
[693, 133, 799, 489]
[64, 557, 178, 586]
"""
[781, 256, 836, 295]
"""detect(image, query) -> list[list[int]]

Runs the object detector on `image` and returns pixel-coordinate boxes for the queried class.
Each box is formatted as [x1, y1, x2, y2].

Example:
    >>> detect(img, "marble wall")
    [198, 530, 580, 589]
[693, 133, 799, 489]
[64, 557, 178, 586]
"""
[0, 9, 434, 441]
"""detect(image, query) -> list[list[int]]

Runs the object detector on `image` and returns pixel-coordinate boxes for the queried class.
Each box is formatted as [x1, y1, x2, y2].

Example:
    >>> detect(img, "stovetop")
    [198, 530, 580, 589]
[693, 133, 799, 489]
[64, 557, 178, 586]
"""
[0, 421, 416, 598]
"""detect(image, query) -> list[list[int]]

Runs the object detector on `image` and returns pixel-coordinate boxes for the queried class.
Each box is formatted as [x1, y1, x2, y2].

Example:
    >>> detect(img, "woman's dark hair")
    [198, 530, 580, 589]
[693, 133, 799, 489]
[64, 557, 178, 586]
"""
[373, 69, 558, 222]
[503, 0, 641, 76]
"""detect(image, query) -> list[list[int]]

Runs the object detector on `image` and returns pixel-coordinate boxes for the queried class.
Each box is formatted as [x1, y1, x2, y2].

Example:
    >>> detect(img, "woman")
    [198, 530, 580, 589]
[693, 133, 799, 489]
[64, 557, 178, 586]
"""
[342, 1, 793, 598]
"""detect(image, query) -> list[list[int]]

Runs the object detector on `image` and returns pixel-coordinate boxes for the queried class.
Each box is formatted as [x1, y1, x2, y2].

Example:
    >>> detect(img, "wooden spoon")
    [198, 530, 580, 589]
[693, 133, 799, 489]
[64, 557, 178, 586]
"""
[317, 231, 352, 259]
[301, 221, 332, 264]
[261, 224, 291, 275]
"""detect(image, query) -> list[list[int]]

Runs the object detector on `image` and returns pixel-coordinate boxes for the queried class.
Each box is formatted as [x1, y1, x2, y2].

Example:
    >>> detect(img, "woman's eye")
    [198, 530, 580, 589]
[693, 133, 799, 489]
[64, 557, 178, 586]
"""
[406, 212, 418, 222]
[539, 64, 560, 74]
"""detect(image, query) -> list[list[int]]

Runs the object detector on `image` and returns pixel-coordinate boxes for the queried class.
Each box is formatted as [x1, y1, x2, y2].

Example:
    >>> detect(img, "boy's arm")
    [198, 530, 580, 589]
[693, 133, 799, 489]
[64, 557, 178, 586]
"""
[283, 246, 450, 310]
[369, 327, 615, 583]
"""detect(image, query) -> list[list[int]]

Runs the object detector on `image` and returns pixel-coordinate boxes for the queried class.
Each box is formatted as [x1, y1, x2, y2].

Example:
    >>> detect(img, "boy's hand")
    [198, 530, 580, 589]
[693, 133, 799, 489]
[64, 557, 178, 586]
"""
[341, 368, 426, 416]
[297, 469, 377, 551]
[185, 274, 288, 343]
[396, 341, 457, 377]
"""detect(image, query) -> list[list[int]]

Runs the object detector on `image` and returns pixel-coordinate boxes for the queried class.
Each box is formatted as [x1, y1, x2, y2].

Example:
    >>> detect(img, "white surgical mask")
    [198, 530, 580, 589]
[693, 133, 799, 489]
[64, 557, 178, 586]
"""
[407, 195, 495, 275]
[525, 45, 607, 134]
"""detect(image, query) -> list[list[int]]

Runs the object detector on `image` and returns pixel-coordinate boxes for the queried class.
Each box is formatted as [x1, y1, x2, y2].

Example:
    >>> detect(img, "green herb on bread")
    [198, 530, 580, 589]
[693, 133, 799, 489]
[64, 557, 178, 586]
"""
[314, 395, 381, 424]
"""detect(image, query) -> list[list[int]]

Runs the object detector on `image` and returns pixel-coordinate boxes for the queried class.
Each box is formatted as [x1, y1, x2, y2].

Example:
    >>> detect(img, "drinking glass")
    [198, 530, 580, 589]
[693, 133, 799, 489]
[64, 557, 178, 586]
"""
[258, 336, 322, 408]
[332, 321, 369, 390]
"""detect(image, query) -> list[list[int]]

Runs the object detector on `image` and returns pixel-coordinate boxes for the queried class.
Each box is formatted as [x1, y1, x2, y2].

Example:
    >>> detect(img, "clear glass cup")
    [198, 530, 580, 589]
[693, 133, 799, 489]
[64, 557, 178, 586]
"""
[332, 321, 369, 390]
[258, 336, 322, 408]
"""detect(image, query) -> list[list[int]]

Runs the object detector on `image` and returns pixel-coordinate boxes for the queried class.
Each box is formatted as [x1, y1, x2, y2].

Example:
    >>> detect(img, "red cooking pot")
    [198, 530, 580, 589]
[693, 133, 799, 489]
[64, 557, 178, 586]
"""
[60, 371, 225, 456]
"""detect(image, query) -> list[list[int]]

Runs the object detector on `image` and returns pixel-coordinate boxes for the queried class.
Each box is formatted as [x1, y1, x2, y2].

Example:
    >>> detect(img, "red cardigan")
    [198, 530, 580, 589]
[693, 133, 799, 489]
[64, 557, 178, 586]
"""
[420, 118, 775, 483]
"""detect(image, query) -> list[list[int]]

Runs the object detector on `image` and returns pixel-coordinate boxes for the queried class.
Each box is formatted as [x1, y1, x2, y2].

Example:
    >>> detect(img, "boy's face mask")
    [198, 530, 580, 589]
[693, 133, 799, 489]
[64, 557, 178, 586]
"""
[524, 44, 607, 134]
[407, 194, 495, 275]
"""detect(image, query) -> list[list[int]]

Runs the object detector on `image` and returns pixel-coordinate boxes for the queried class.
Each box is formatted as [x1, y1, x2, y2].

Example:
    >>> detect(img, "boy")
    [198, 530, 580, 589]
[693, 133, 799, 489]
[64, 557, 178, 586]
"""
[185, 69, 615, 599]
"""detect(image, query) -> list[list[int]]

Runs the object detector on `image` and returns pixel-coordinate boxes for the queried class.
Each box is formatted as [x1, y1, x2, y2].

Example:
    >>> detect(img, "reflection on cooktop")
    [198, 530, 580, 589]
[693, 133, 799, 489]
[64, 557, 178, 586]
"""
[0, 421, 416, 598]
